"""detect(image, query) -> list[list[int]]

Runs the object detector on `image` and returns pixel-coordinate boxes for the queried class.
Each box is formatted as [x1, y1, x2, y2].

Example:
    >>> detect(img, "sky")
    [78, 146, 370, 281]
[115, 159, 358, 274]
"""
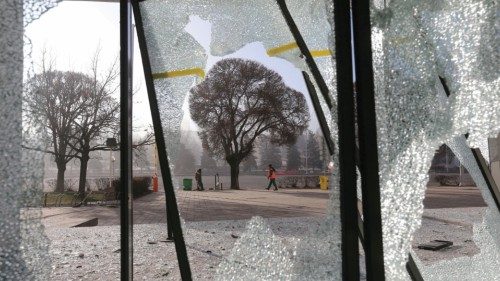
[25, 1, 322, 133]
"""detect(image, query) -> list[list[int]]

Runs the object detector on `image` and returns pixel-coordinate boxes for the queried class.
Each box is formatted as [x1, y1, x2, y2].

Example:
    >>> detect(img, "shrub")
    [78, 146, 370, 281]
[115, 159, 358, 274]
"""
[94, 178, 111, 191]
[132, 176, 152, 198]
[108, 176, 152, 199]
[434, 175, 459, 186]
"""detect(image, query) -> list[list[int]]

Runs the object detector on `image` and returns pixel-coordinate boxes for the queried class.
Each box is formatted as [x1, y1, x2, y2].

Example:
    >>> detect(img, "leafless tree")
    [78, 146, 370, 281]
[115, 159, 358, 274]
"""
[189, 58, 310, 189]
[68, 51, 120, 196]
[24, 50, 154, 197]
[23, 57, 89, 193]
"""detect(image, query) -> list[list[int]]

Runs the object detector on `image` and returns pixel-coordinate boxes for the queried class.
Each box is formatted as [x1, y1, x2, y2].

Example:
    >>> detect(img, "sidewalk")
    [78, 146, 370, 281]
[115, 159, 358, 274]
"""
[42, 188, 329, 228]
[42, 185, 486, 228]
[43, 185, 491, 279]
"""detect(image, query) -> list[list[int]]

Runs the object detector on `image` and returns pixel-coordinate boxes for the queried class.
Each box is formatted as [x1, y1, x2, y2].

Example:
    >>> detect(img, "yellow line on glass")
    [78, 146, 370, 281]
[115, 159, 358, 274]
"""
[151, 43, 333, 80]
[267, 41, 332, 58]
[152, 67, 205, 80]
[266, 42, 299, 56]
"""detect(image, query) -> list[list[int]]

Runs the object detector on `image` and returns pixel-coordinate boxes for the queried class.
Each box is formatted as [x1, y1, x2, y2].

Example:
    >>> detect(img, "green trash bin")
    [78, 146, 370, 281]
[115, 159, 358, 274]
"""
[183, 178, 193, 191]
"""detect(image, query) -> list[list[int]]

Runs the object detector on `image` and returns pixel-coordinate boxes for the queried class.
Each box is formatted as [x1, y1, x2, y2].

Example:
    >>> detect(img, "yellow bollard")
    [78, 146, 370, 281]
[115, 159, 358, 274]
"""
[319, 176, 329, 190]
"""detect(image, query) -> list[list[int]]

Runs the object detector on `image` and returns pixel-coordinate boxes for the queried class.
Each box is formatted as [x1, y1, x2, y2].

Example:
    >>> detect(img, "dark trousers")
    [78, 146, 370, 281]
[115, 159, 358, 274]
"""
[267, 179, 277, 190]
[196, 180, 204, 190]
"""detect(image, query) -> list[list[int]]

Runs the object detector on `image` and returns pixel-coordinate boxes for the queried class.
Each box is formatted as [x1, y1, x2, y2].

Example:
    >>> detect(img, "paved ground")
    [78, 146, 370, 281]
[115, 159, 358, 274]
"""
[42, 184, 486, 229]
[423, 186, 487, 209]
[42, 188, 329, 228]
[42, 184, 492, 277]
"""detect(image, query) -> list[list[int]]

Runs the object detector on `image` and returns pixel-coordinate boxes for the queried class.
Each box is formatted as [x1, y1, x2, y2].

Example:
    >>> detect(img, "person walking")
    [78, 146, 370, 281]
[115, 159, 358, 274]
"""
[266, 164, 278, 191]
[195, 169, 204, 191]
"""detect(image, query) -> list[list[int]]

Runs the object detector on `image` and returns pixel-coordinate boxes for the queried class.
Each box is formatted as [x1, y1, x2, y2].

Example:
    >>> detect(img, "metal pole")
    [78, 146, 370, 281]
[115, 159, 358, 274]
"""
[472, 148, 500, 212]
[406, 254, 424, 281]
[302, 72, 335, 156]
[112, 152, 115, 184]
[131, 1, 191, 279]
[351, 0, 386, 279]
[305, 131, 308, 174]
[276, 0, 333, 109]
[110, 150, 113, 190]
[459, 162, 462, 186]
[120, 0, 134, 279]
[445, 145, 449, 173]
[332, 0, 360, 279]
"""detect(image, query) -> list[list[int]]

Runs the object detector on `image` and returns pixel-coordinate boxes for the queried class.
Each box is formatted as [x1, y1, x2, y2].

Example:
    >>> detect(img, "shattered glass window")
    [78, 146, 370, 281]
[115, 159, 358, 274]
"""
[138, 0, 341, 279]
[1, 0, 61, 280]
[370, 0, 500, 279]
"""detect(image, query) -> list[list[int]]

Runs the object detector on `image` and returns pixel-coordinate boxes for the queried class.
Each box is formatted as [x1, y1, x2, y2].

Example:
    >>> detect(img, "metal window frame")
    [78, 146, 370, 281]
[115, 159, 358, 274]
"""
[130, 0, 193, 280]
[350, 0, 386, 279]
[119, 1, 134, 279]
[119, 1, 500, 281]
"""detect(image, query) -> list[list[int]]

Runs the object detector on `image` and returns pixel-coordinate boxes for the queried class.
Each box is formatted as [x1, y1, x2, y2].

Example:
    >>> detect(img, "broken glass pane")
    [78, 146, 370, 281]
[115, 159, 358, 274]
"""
[1, 1, 60, 279]
[138, 0, 340, 279]
[371, 0, 500, 279]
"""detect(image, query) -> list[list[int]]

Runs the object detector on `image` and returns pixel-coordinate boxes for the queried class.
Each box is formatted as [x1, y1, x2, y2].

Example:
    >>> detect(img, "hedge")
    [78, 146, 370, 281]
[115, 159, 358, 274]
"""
[107, 176, 152, 199]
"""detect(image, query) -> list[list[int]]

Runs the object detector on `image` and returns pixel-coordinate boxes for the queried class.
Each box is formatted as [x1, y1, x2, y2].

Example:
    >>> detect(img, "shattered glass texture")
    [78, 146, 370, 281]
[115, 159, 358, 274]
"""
[196, 0, 294, 57]
[216, 217, 297, 280]
[139, 0, 207, 72]
[286, 0, 331, 50]
[220, 1, 342, 280]
[23, 0, 60, 27]
[139, 0, 337, 145]
[140, 0, 342, 279]
[1, 0, 58, 280]
[416, 0, 499, 148]
[371, 0, 499, 279]
[417, 220, 500, 281]
[447, 137, 500, 247]
[284, 0, 336, 128]
[155, 77, 199, 162]
[313, 57, 336, 132]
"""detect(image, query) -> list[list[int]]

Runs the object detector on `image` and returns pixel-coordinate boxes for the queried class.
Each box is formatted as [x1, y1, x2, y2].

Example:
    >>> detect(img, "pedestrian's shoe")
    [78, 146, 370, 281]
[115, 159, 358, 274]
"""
[274, 188, 278, 191]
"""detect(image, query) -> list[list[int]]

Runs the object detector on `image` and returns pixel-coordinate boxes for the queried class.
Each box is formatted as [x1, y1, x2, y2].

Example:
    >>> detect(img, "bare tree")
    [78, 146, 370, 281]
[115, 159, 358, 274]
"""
[24, 50, 154, 197]
[189, 58, 309, 189]
[23, 58, 89, 192]
[68, 52, 120, 196]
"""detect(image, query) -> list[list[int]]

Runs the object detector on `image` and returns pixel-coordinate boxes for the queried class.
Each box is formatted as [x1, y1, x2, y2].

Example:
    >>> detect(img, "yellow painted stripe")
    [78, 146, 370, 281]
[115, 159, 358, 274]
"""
[152, 67, 205, 80]
[311, 49, 332, 57]
[267, 42, 333, 58]
[152, 45, 333, 81]
[267, 42, 299, 56]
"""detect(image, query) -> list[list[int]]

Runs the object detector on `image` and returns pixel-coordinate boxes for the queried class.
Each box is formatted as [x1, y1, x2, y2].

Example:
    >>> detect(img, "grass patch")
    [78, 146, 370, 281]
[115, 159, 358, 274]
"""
[43, 192, 106, 207]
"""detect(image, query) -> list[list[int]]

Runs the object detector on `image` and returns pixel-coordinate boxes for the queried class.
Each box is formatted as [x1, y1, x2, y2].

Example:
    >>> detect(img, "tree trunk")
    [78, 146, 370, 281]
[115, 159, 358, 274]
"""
[78, 152, 89, 198]
[55, 160, 66, 193]
[229, 161, 240, 189]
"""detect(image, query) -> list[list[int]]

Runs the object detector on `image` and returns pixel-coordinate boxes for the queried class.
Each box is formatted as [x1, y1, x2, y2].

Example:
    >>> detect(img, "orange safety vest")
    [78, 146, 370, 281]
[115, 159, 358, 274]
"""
[268, 169, 276, 179]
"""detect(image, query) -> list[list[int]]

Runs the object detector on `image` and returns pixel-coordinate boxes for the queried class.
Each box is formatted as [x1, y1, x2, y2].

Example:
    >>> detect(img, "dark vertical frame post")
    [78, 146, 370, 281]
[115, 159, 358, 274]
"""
[351, 0, 386, 280]
[120, 0, 134, 279]
[131, 1, 192, 280]
[276, 0, 333, 109]
[472, 148, 500, 212]
[439, 76, 500, 212]
[333, 0, 360, 279]
[302, 72, 335, 155]
[406, 255, 424, 281]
